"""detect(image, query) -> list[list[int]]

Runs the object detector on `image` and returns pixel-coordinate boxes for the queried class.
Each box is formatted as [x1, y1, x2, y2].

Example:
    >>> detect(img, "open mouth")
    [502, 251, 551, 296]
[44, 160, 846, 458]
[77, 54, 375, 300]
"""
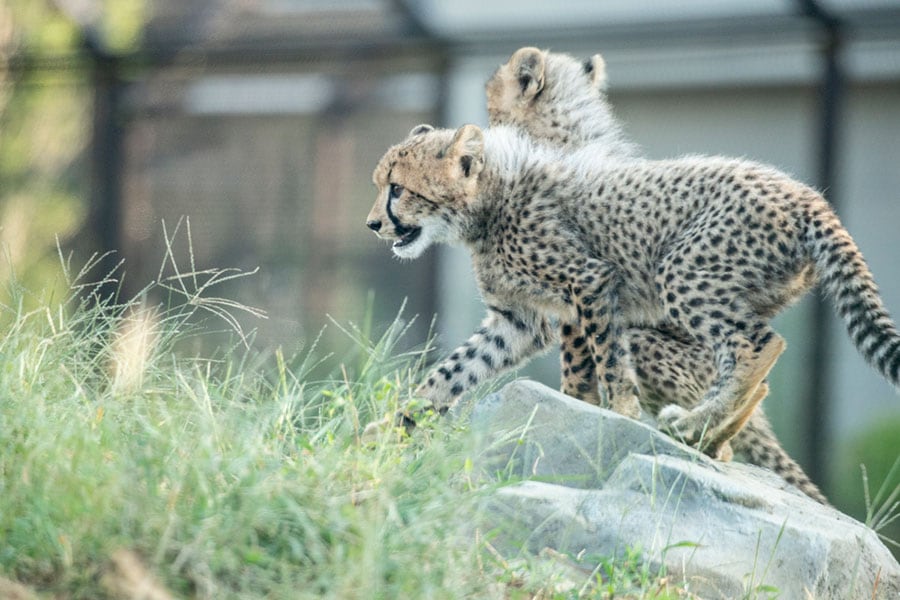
[393, 227, 422, 248]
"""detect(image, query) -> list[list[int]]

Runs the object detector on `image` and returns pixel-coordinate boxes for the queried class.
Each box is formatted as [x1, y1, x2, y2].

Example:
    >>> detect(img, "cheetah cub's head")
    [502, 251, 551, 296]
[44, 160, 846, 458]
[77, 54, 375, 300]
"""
[367, 123, 484, 259]
[486, 46, 616, 149]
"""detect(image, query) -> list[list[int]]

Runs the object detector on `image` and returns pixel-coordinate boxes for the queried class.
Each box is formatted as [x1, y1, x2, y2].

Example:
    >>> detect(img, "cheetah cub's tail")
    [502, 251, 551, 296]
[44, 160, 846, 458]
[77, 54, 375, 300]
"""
[807, 203, 900, 388]
[732, 417, 830, 505]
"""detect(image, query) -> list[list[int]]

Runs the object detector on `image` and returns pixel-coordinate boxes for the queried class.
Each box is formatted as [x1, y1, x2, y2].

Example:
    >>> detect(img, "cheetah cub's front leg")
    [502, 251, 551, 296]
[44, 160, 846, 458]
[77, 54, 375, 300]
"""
[658, 333, 785, 457]
[363, 305, 553, 440]
[570, 259, 642, 419]
[411, 304, 553, 417]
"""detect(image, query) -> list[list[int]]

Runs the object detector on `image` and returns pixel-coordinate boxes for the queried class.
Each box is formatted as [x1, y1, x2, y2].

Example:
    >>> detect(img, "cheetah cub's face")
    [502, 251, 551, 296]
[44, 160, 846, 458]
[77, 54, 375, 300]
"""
[486, 47, 609, 146]
[367, 124, 484, 259]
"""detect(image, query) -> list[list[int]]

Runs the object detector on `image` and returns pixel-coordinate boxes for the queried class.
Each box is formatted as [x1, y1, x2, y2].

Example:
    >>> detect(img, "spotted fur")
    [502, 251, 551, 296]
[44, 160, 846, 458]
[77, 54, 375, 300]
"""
[486, 47, 830, 503]
[367, 123, 900, 507]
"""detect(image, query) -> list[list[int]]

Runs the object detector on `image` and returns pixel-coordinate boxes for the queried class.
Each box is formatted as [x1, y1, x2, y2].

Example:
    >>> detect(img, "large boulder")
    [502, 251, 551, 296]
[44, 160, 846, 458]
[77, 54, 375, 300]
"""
[467, 380, 900, 599]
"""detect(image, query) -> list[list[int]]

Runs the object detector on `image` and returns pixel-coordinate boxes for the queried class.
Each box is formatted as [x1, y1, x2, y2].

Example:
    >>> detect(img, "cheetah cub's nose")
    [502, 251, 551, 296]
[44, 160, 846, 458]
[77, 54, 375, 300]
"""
[366, 219, 382, 232]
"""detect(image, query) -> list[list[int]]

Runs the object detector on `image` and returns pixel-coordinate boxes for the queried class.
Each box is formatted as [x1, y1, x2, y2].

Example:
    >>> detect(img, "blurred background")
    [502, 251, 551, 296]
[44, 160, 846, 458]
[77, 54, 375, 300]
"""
[2, 0, 900, 523]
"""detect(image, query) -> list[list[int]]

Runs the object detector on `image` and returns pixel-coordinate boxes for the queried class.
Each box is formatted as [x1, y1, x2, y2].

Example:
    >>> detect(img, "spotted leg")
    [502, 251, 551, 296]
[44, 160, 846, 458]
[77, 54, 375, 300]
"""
[698, 334, 785, 458]
[658, 330, 785, 453]
[559, 320, 602, 405]
[571, 259, 641, 419]
[409, 303, 554, 418]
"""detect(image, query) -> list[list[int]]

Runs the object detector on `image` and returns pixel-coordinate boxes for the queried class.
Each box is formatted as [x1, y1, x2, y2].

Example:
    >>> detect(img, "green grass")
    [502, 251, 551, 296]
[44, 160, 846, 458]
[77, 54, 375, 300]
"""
[0, 245, 686, 599]
[831, 409, 900, 564]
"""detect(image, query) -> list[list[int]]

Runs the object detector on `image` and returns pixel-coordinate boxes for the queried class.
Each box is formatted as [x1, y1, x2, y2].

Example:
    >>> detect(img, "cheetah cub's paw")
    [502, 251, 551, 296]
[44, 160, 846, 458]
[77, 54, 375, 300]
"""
[610, 393, 642, 420]
[361, 416, 392, 444]
[715, 440, 734, 462]
[657, 405, 734, 460]
[657, 404, 708, 448]
[360, 411, 417, 444]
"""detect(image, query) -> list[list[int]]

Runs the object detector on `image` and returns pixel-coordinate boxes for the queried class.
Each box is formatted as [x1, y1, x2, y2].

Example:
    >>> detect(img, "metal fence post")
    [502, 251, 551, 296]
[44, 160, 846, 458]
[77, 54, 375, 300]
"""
[85, 34, 125, 301]
[798, 0, 845, 493]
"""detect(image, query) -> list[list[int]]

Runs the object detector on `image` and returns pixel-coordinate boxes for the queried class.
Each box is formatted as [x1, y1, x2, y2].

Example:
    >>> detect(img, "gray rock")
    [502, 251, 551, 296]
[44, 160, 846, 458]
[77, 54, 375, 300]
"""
[468, 380, 900, 599]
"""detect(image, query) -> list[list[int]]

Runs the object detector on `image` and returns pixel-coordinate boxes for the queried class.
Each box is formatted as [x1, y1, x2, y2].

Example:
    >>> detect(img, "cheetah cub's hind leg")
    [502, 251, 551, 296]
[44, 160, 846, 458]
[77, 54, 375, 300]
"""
[706, 381, 771, 461]
[571, 259, 642, 419]
[659, 333, 786, 458]
[559, 320, 602, 405]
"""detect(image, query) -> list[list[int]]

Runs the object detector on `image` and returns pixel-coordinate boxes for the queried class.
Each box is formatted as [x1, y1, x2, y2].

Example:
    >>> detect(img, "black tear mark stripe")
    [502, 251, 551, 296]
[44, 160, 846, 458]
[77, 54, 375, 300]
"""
[383, 166, 413, 235]
[385, 192, 412, 236]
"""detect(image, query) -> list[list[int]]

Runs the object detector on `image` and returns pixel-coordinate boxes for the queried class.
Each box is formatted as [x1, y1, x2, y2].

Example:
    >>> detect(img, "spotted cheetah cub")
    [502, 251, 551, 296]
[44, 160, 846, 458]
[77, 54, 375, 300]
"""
[486, 49, 744, 421]
[486, 47, 827, 501]
[365, 124, 900, 508]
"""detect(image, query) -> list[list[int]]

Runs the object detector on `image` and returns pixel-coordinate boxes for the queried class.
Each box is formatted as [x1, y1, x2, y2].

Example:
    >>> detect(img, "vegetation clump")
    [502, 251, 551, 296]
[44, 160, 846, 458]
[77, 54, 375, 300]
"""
[0, 240, 684, 599]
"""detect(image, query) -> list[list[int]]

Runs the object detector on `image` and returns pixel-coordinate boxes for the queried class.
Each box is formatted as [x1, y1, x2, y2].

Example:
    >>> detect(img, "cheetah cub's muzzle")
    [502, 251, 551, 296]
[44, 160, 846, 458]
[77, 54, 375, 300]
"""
[366, 182, 425, 257]
[368, 217, 422, 250]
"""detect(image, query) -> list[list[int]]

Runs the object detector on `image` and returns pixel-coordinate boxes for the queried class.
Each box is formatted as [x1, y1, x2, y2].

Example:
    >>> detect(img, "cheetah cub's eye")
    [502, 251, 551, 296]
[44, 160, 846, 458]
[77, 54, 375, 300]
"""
[389, 183, 404, 199]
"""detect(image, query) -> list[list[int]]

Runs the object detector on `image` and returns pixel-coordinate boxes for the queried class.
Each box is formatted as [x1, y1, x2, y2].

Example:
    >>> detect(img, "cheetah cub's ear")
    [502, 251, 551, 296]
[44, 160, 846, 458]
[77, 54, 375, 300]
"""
[585, 53, 608, 91]
[510, 46, 545, 99]
[408, 123, 434, 137]
[446, 124, 484, 183]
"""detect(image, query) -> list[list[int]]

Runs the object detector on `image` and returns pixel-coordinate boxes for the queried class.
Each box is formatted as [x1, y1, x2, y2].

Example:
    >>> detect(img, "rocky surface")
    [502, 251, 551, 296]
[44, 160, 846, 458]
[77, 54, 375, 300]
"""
[466, 380, 900, 599]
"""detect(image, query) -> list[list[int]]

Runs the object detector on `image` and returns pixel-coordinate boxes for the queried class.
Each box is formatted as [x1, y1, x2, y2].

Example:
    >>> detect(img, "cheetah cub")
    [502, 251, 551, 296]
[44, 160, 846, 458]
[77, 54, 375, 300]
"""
[486, 47, 826, 501]
[486, 49, 757, 435]
[365, 123, 900, 510]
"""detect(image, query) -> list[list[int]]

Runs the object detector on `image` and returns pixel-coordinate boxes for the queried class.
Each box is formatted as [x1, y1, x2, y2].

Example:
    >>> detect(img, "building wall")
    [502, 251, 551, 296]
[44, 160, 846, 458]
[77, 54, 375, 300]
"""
[121, 65, 442, 361]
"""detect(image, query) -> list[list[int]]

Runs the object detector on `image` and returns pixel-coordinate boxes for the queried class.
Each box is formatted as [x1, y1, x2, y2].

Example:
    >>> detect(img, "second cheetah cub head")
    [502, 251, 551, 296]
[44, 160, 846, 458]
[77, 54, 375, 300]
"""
[486, 46, 634, 154]
[367, 123, 485, 259]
